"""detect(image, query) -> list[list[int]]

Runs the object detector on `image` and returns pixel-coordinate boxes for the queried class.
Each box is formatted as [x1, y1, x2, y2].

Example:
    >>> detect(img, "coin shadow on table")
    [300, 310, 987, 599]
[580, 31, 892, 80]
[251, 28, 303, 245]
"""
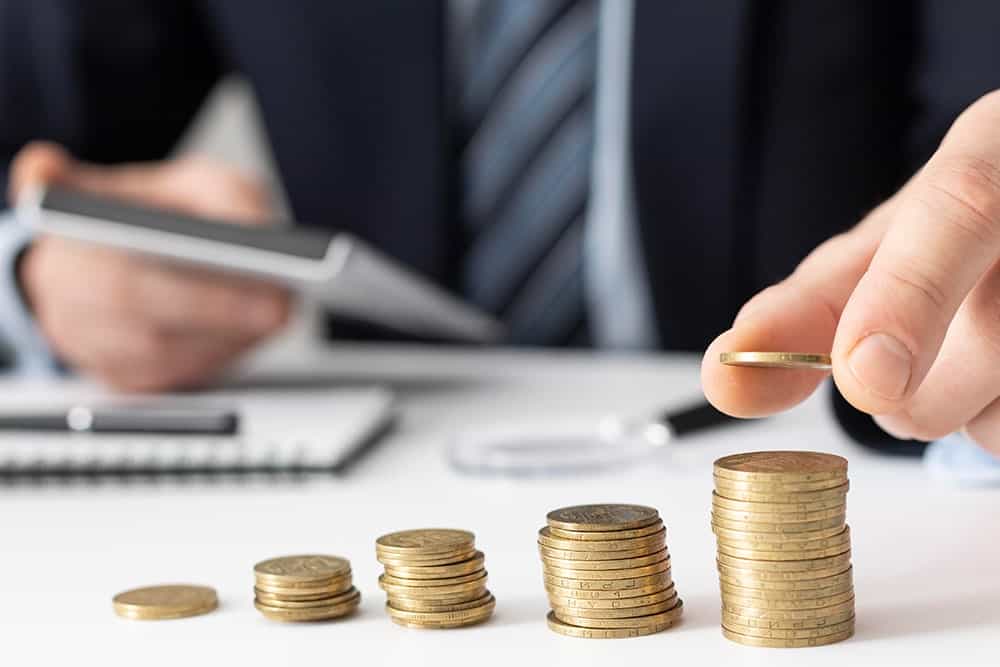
[853, 591, 1000, 642]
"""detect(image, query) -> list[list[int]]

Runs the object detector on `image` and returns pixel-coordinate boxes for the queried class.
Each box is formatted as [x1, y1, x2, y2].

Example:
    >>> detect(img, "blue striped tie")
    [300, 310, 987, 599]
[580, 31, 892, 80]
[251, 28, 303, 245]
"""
[460, 0, 597, 346]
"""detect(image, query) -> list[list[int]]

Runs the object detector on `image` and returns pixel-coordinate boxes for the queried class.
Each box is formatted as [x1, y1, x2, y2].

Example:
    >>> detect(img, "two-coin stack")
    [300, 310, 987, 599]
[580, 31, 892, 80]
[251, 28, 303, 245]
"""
[538, 504, 683, 639]
[712, 451, 855, 647]
[375, 529, 496, 628]
[253, 554, 361, 622]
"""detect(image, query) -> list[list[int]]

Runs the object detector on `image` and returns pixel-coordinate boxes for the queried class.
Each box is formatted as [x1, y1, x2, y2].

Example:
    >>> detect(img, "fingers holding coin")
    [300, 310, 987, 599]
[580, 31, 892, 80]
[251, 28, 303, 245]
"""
[701, 217, 887, 419]
[705, 92, 1000, 454]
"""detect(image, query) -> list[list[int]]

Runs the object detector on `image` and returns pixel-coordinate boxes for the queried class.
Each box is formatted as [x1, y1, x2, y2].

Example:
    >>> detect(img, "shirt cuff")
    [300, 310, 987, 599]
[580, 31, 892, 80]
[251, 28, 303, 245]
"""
[0, 211, 58, 375]
[924, 432, 1000, 486]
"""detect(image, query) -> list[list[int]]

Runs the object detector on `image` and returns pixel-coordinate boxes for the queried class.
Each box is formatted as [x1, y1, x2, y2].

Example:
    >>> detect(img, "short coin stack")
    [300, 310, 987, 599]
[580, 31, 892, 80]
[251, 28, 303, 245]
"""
[253, 554, 361, 622]
[712, 451, 855, 647]
[539, 504, 683, 639]
[112, 584, 218, 621]
[375, 529, 496, 628]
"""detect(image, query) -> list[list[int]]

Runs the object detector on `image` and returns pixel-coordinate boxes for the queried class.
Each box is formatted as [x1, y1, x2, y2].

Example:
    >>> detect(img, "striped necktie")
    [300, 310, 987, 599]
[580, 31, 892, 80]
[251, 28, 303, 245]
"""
[459, 0, 597, 346]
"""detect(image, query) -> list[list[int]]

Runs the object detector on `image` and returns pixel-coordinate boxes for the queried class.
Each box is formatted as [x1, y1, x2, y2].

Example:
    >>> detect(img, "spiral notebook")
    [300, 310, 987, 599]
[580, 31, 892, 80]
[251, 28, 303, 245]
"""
[0, 380, 395, 477]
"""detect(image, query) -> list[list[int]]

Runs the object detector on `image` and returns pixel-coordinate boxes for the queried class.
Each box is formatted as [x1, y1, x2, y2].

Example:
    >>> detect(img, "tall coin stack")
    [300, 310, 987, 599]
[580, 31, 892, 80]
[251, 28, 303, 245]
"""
[538, 504, 683, 639]
[375, 528, 496, 629]
[253, 554, 361, 622]
[711, 451, 855, 647]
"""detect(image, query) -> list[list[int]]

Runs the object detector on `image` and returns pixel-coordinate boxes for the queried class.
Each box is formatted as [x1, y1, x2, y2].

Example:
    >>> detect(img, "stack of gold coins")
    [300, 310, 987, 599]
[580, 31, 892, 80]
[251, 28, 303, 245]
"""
[538, 504, 683, 639]
[375, 528, 496, 629]
[253, 554, 361, 622]
[712, 451, 855, 647]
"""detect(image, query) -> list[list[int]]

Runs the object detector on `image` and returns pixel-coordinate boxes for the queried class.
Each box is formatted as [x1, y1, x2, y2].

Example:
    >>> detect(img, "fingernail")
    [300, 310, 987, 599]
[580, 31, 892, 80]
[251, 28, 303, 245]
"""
[873, 415, 914, 441]
[847, 332, 912, 400]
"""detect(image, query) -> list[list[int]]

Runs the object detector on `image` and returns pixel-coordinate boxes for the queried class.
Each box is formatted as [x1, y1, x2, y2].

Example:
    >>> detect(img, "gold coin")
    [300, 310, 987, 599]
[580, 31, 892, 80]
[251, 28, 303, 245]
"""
[716, 544, 852, 562]
[254, 591, 360, 622]
[554, 599, 683, 629]
[542, 559, 670, 581]
[719, 352, 832, 371]
[723, 597, 854, 621]
[714, 482, 850, 504]
[381, 552, 484, 579]
[388, 592, 494, 612]
[112, 584, 218, 621]
[544, 570, 671, 592]
[722, 625, 853, 648]
[547, 520, 665, 541]
[253, 554, 351, 585]
[725, 613, 854, 635]
[546, 504, 660, 532]
[722, 590, 854, 611]
[541, 549, 668, 571]
[379, 574, 487, 598]
[545, 610, 679, 638]
[253, 577, 353, 598]
[716, 550, 852, 573]
[710, 513, 845, 534]
[552, 595, 678, 620]
[376, 529, 475, 556]
[722, 608, 855, 630]
[711, 503, 847, 524]
[254, 586, 361, 609]
[253, 588, 339, 603]
[722, 617, 855, 640]
[719, 578, 854, 601]
[380, 569, 486, 588]
[538, 543, 666, 562]
[377, 549, 478, 568]
[386, 595, 495, 624]
[712, 491, 847, 514]
[717, 560, 851, 583]
[387, 589, 488, 607]
[716, 541, 851, 562]
[719, 566, 853, 591]
[544, 578, 673, 600]
[713, 475, 847, 494]
[379, 580, 488, 599]
[712, 522, 846, 544]
[712, 525, 850, 550]
[712, 524, 851, 560]
[538, 526, 666, 553]
[714, 451, 847, 480]
[550, 584, 676, 610]
[390, 614, 492, 630]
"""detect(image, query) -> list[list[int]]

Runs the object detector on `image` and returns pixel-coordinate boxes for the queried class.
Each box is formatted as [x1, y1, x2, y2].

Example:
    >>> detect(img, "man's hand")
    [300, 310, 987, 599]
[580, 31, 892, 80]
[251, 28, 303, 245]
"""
[702, 90, 1000, 454]
[8, 142, 291, 392]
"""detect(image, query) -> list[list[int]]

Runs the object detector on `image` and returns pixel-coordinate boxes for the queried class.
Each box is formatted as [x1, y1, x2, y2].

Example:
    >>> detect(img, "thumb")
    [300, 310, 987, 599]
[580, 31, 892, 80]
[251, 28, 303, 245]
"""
[831, 91, 1000, 415]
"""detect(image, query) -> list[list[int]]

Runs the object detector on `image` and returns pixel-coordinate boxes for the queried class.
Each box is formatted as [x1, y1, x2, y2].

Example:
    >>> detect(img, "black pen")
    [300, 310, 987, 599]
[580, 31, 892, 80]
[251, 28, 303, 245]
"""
[0, 405, 239, 435]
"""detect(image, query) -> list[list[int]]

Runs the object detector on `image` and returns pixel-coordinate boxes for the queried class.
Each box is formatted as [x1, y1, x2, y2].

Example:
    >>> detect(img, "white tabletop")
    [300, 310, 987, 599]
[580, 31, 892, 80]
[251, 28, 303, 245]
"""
[4, 344, 998, 665]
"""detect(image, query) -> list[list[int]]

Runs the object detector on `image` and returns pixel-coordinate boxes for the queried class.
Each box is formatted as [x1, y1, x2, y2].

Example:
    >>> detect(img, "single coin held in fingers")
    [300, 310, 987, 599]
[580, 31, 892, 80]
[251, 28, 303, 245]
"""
[720, 352, 832, 372]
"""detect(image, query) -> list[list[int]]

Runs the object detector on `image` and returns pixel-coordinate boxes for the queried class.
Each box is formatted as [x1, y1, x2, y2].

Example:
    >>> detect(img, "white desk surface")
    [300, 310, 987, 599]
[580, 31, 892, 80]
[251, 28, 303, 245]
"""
[3, 344, 998, 665]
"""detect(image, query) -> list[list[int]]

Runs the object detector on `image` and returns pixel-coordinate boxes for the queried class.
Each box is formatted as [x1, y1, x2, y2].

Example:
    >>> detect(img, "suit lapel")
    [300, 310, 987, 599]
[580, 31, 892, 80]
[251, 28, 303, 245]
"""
[630, 0, 753, 349]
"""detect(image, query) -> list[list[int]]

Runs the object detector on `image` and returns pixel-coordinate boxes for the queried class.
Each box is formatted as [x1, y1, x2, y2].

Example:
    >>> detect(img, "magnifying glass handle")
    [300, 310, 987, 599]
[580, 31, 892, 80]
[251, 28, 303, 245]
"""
[658, 401, 746, 438]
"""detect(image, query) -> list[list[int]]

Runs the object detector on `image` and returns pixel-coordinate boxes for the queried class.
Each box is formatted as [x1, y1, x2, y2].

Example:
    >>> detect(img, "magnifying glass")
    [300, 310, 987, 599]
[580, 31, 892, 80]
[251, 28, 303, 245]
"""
[448, 401, 744, 477]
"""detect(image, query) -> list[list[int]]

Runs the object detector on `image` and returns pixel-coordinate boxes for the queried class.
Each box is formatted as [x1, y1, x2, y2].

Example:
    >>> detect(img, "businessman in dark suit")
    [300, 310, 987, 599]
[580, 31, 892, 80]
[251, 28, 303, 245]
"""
[2, 2, 1000, 455]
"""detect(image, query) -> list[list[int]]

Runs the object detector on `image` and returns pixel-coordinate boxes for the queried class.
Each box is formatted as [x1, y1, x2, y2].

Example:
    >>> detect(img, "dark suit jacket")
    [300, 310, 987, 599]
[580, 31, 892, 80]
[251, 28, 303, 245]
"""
[2, 1, 999, 453]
